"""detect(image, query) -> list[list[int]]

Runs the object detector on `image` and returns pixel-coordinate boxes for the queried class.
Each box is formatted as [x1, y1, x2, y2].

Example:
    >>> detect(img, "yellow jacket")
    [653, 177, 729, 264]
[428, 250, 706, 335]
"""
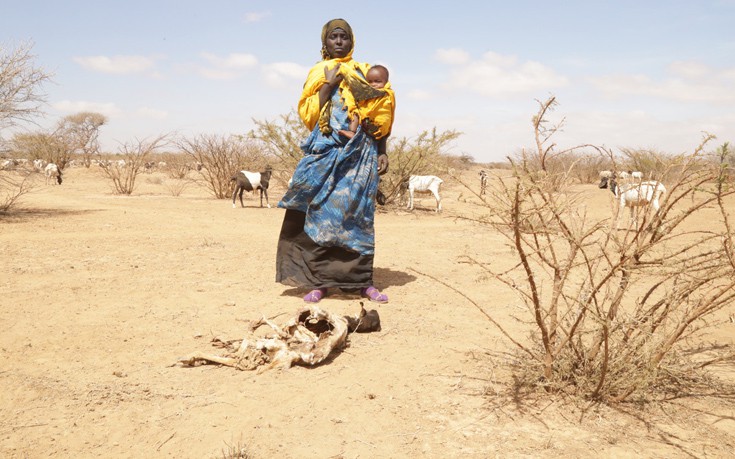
[298, 58, 395, 140]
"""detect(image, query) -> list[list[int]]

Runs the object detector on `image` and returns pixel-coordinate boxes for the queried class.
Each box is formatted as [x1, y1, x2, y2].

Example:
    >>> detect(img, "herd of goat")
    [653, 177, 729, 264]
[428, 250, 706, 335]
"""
[227, 166, 666, 229]
[2, 159, 666, 228]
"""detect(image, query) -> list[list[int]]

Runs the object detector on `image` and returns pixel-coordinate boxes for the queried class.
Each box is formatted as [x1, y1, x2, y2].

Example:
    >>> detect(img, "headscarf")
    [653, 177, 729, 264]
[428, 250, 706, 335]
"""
[320, 18, 354, 60]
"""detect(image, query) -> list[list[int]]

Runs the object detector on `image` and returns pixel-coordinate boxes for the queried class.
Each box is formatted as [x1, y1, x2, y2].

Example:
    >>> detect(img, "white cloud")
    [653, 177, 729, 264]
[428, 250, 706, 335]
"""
[73, 55, 156, 74]
[197, 52, 258, 80]
[406, 89, 432, 101]
[200, 52, 258, 69]
[136, 107, 168, 120]
[589, 73, 735, 103]
[668, 60, 710, 79]
[53, 100, 121, 117]
[479, 51, 519, 68]
[589, 60, 735, 104]
[261, 62, 309, 88]
[435, 48, 471, 65]
[197, 68, 237, 80]
[436, 50, 568, 97]
[722, 68, 735, 81]
[244, 11, 270, 23]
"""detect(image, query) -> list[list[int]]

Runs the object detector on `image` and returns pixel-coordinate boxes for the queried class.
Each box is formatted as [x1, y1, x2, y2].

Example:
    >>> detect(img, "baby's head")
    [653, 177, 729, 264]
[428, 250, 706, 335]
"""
[366, 65, 389, 89]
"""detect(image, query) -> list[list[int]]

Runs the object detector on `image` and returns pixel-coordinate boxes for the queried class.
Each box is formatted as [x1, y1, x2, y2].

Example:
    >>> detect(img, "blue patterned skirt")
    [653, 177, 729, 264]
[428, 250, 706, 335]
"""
[276, 94, 380, 288]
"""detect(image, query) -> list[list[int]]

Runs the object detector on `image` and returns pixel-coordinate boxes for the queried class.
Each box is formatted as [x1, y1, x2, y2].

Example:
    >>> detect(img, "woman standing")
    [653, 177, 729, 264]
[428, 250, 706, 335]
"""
[276, 18, 394, 304]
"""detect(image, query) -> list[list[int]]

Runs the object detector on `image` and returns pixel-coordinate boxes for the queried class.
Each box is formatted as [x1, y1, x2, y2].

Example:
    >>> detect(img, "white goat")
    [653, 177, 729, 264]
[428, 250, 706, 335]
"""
[631, 171, 643, 181]
[44, 163, 62, 185]
[1, 159, 17, 170]
[406, 175, 443, 212]
[599, 175, 666, 229]
[33, 159, 48, 171]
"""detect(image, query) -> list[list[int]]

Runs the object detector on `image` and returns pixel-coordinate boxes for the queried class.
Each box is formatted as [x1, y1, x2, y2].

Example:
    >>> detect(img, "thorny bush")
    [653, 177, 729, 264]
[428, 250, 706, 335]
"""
[472, 97, 735, 402]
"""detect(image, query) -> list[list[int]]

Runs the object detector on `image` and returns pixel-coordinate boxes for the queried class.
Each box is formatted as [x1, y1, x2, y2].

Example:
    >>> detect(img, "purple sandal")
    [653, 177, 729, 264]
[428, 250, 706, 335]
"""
[303, 288, 327, 303]
[361, 286, 388, 304]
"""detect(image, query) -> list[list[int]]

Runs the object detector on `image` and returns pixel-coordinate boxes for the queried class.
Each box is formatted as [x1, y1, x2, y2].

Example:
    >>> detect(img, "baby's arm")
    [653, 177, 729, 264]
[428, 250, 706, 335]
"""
[337, 114, 360, 139]
[348, 114, 359, 132]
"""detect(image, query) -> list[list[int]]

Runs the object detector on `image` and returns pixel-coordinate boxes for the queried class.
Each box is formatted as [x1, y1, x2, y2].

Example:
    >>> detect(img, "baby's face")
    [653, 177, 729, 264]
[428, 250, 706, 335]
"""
[367, 68, 388, 89]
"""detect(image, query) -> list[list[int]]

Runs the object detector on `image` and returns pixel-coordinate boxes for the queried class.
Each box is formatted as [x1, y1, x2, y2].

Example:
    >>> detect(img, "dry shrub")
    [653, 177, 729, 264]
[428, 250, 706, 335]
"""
[215, 440, 254, 459]
[549, 150, 610, 184]
[473, 97, 735, 403]
[247, 111, 309, 189]
[177, 134, 270, 200]
[144, 176, 163, 185]
[166, 157, 193, 180]
[98, 135, 168, 195]
[164, 178, 189, 197]
[0, 169, 34, 213]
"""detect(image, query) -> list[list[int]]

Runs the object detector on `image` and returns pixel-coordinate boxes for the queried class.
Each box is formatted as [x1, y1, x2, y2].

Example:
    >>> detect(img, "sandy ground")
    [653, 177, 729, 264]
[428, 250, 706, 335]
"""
[1, 166, 734, 458]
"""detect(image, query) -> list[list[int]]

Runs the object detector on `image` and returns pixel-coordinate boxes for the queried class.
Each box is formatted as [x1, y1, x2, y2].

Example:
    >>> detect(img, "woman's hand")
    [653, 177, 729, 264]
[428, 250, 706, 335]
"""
[323, 63, 343, 86]
[319, 63, 343, 108]
[378, 154, 389, 175]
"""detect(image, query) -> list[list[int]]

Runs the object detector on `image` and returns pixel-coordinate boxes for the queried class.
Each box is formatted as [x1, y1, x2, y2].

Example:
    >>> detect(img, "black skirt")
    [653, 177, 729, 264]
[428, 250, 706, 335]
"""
[276, 209, 374, 289]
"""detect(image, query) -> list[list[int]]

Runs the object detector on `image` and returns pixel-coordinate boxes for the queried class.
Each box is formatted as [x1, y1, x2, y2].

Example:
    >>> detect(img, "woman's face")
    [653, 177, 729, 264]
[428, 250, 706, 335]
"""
[325, 28, 352, 58]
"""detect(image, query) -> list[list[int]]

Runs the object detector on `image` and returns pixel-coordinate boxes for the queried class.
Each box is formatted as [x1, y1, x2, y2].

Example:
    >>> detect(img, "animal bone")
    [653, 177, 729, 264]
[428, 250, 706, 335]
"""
[177, 305, 349, 372]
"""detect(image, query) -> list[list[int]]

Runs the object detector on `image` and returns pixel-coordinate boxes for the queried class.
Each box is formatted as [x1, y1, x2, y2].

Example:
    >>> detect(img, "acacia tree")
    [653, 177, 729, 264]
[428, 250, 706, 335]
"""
[0, 41, 52, 132]
[9, 131, 65, 164]
[0, 41, 52, 214]
[55, 112, 107, 167]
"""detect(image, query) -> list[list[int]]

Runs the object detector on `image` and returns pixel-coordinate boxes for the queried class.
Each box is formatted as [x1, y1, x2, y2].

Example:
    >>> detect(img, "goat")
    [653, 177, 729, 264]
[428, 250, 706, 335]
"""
[231, 166, 273, 208]
[1, 159, 18, 170]
[479, 170, 488, 196]
[44, 163, 62, 185]
[33, 159, 48, 171]
[405, 175, 443, 212]
[599, 175, 666, 230]
[631, 171, 643, 181]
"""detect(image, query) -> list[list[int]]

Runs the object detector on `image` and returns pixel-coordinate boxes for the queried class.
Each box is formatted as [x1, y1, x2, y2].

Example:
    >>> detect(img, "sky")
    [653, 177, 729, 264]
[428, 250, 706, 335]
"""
[2, 0, 735, 163]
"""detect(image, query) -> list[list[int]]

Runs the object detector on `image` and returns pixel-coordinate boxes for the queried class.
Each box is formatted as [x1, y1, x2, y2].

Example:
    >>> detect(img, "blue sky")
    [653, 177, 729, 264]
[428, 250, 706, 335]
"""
[2, 0, 735, 163]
